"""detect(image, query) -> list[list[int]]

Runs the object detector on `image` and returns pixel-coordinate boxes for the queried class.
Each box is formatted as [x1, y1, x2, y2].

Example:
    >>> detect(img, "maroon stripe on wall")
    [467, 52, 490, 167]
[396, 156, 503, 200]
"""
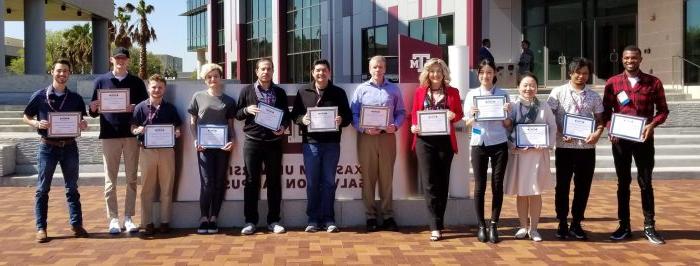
[237, 23, 248, 82]
[467, 0, 481, 68]
[388, 6, 399, 56]
[418, 0, 423, 18]
[437, 0, 442, 15]
[277, 0, 287, 83]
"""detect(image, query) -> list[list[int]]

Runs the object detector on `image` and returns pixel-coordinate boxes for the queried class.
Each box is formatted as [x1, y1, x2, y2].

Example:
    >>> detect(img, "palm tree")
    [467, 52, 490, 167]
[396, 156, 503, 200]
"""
[110, 6, 134, 49]
[63, 24, 93, 74]
[125, 0, 157, 79]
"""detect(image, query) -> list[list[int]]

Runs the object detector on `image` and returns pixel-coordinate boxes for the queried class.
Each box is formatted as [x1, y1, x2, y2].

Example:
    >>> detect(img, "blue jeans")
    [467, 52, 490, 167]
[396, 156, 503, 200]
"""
[35, 142, 83, 230]
[303, 143, 340, 224]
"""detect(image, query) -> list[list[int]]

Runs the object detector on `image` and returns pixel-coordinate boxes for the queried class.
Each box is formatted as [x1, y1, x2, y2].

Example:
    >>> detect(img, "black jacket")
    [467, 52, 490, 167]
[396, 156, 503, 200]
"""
[235, 83, 291, 141]
[291, 82, 352, 143]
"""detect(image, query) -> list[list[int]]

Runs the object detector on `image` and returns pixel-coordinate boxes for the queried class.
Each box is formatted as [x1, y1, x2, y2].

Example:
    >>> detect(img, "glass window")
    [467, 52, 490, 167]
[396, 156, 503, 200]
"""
[548, 2, 582, 23]
[438, 15, 452, 45]
[524, 0, 545, 26]
[423, 17, 438, 45]
[409, 20, 423, 40]
[686, 0, 700, 84]
[245, 0, 273, 82]
[285, 0, 322, 83]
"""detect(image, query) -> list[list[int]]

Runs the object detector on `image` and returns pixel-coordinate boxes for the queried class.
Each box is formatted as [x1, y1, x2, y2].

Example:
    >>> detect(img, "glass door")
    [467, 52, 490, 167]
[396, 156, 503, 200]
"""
[546, 21, 582, 86]
[594, 15, 636, 82]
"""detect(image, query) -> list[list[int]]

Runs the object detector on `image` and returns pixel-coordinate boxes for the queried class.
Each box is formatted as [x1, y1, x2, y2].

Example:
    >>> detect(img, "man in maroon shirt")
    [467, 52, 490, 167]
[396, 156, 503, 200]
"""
[602, 45, 669, 245]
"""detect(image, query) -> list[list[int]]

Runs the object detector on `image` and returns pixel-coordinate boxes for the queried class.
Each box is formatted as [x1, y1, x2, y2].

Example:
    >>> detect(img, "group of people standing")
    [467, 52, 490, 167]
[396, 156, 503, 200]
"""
[24, 44, 667, 246]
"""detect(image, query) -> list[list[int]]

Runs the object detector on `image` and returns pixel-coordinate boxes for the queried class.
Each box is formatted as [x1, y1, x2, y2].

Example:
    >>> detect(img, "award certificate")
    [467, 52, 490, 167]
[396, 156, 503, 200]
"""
[47, 112, 81, 137]
[197, 125, 228, 148]
[98, 89, 130, 113]
[417, 110, 450, 136]
[563, 113, 595, 140]
[474, 95, 507, 121]
[610, 113, 646, 142]
[516, 124, 549, 148]
[307, 107, 339, 132]
[254, 102, 284, 131]
[144, 125, 175, 148]
[359, 106, 390, 129]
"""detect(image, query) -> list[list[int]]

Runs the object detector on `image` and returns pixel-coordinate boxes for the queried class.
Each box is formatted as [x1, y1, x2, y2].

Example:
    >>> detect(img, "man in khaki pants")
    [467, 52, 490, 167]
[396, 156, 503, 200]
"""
[131, 74, 181, 235]
[350, 56, 406, 232]
[89, 47, 148, 234]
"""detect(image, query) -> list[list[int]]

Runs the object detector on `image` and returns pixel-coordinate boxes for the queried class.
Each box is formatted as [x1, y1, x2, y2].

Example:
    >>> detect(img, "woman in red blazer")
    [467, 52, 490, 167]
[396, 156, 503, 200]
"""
[409, 58, 464, 241]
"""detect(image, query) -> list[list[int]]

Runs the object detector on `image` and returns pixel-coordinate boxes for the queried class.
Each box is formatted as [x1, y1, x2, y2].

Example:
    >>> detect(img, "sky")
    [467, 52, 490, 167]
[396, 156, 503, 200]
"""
[4, 0, 197, 72]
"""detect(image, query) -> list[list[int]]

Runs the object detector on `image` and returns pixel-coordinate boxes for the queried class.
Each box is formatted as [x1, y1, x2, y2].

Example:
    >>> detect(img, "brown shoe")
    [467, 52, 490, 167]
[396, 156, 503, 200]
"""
[71, 226, 89, 238]
[142, 223, 155, 235]
[159, 223, 171, 234]
[36, 229, 48, 243]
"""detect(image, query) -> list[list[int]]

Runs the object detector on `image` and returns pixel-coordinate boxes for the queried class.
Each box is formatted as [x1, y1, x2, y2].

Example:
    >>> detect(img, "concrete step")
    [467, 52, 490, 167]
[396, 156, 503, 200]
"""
[0, 117, 99, 125]
[0, 124, 101, 132]
[468, 166, 700, 180]
[547, 155, 700, 168]
[0, 105, 27, 111]
[594, 144, 700, 155]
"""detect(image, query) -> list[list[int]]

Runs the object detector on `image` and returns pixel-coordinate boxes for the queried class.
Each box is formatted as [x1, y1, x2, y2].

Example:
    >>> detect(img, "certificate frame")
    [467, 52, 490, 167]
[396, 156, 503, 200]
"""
[144, 124, 175, 148]
[47, 112, 81, 137]
[197, 124, 228, 149]
[473, 95, 507, 121]
[307, 106, 339, 132]
[610, 113, 646, 142]
[515, 124, 550, 148]
[98, 89, 130, 113]
[562, 113, 595, 140]
[359, 106, 390, 129]
[254, 102, 284, 131]
[417, 110, 450, 136]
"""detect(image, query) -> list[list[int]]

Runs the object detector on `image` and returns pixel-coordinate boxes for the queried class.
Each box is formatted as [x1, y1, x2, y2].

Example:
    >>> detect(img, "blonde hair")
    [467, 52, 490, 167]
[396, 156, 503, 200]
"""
[418, 58, 451, 87]
[199, 63, 224, 79]
[368, 55, 386, 66]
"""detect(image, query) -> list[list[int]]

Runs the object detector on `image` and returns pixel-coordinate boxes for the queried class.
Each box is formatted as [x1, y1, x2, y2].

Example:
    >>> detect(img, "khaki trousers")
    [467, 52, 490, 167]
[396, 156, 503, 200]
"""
[102, 137, 139, 219]
[139, 148, 175, 225]
[358, 133, 397, 219]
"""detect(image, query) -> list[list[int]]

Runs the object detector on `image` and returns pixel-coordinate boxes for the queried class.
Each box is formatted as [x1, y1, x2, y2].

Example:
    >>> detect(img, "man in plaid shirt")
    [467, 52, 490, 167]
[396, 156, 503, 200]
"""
[602, 45, 669, 245]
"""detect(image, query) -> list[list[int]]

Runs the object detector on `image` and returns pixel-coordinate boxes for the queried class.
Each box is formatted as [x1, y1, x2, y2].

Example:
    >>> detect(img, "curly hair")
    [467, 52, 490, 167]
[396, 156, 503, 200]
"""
[418, 58, 451, 88]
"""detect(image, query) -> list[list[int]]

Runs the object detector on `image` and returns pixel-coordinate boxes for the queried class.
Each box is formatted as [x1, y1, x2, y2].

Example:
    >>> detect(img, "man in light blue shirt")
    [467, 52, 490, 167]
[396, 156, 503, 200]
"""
[351, 55, 406, 232]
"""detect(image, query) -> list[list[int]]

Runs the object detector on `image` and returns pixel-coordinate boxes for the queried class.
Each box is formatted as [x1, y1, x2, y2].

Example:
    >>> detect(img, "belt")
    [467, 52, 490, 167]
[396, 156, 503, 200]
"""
[41, 138, 76, 147]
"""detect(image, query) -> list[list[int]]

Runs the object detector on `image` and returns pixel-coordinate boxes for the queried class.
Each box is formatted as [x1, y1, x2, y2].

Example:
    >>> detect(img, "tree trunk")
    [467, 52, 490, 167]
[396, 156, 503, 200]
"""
[139, 44, 147, 79]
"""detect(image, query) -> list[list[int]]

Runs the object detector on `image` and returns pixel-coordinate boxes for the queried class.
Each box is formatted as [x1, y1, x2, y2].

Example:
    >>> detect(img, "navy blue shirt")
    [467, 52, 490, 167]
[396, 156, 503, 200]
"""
[132, 99, 183, 144]
[23, 86, 87, 139]
[89, 72, 149, 139]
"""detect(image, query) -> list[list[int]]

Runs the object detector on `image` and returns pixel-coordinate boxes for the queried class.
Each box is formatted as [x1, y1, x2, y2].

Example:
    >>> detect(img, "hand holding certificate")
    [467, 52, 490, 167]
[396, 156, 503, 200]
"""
[307, 107, 339, 132]
[198, 125, 228, 148]
[516, 124, 549, 148]
[473, 96, 507, 121]
[359, 106, 390, 129]
[610, 113, 646, 142]
[144, 125, 175, 148]
[98, 89, 130, 113]
[48, 112, 81, 137]
[563, 113, 595, 140]
[417, 110, 450, 136]
[254, 102, 284, 131]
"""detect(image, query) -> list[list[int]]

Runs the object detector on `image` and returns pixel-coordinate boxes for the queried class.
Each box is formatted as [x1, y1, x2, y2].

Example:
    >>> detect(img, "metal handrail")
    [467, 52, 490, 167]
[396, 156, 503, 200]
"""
[672, 56, 700, 95]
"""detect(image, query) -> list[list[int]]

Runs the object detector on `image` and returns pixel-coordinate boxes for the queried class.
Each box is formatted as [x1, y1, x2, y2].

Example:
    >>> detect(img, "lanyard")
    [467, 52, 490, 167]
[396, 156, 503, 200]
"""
[569, 87, 587, 113]
[146, 100, 161, 125]
[46, 86, 68, 112]
[255, 84, 276, 105]
[315, 86, 323, 107]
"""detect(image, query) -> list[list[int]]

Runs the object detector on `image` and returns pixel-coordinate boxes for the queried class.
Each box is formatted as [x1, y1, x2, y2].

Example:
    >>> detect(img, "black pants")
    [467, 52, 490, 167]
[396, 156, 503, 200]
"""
[416, 136, 454, 231]
[555, 148, 595, 224]
[471, 142, 508, 226]
[612, 138, 656, 226]
[243, 138, 283, 224]
[198, 149, 230, 218]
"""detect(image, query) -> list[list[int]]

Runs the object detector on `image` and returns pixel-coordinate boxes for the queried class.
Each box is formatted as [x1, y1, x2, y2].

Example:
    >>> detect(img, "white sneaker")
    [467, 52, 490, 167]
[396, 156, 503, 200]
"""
[530, 230, 543, 242]
[241, 223, 256, 235]
[514, 227, 528, 239]
[124, 217, 139, 233]
[326, 223, 339, 233]
[268, 222, 286, 234]
[304, 223, 319, 233]
[108, 218, 121, 234]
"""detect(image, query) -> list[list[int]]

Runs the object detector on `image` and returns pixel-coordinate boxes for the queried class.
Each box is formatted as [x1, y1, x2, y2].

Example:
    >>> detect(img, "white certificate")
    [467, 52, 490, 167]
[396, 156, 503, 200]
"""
[474, 96, 507, 121]
[417, 110, 450, 136]
[307, 107, 338, 132]
[563, 113, 595, 140]
[98, 89, 130, 113]
[48, 112, 81, 137]
[144, 125, 175, 148]
[360, 106, 390, 129]
[610, 113, 646, 142]
[254, 102, 284, 131]
[516, 124, 549, 148]
[197, 125, 228, 148]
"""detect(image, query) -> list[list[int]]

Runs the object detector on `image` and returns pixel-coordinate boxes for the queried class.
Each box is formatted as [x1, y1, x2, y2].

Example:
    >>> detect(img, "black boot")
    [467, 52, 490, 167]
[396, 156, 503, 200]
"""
[488, 221, 500, 243]
[477, 225, 487, 242]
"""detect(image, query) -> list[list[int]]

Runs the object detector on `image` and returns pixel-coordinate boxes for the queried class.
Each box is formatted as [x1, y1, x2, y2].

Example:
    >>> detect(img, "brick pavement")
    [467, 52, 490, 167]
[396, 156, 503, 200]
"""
[1, 180, 699, 265]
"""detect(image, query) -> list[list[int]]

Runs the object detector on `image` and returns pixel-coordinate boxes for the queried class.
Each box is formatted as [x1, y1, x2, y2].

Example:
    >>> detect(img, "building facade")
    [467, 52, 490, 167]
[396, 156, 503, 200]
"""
[155, 54, 184, 73]
[183, 0, 699, 86]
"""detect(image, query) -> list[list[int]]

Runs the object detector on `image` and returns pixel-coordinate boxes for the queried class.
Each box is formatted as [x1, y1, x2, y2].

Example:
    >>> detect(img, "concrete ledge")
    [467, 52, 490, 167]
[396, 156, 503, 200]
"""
[0, 144, 16, 176]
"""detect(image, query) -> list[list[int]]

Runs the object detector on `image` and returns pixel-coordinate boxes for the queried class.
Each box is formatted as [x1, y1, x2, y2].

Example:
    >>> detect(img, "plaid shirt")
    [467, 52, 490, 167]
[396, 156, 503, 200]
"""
[602, 71, 669, 126]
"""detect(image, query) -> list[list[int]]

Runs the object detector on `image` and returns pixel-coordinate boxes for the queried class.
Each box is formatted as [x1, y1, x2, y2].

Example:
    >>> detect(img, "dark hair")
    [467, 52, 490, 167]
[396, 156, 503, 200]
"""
[622, 45, 642, 55]
[477, 59, 498, 84]
[311, 59, 331, 71]
[256, 58, 274, 70]
[568, 57, 591, 75]
[482, 38, 490, 45]
[522, 40, 530, 46]
[148, 74, 167, 85]
[52, 58, 71, 70]
[517, 72, 539, 86]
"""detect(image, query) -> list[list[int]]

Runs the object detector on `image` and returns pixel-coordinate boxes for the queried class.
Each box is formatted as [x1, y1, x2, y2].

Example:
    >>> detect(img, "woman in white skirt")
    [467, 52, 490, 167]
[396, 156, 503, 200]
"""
[504, 72, 557, 242]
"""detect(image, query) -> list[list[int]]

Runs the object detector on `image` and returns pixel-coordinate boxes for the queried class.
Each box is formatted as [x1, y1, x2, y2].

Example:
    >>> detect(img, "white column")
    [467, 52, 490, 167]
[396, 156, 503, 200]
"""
[92, 17, 109, 74]
[24, 0, 46, 74]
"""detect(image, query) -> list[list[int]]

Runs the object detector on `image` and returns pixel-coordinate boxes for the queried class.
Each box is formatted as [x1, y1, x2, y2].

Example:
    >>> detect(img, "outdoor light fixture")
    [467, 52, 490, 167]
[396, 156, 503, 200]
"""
[6, 8, 10, 14]
[77, 10, 82, 16]
[61, 4, 66, 11]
